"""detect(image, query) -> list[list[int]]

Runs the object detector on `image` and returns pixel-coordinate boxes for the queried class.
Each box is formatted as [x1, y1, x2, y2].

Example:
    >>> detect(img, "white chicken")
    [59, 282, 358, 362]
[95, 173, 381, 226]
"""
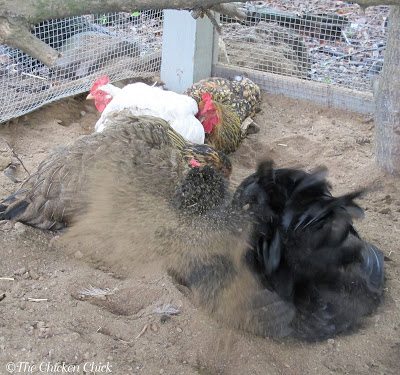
[86, 76, 205, 144]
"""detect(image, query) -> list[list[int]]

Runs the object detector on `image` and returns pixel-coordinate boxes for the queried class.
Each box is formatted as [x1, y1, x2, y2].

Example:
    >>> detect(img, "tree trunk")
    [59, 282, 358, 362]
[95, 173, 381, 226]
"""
[375, 6, 400, 175]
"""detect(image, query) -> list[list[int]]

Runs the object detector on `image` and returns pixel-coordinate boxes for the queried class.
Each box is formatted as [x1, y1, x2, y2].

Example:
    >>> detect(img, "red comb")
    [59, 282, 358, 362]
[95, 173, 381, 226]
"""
[201, 92, 212, 101]
[200, 92, 214, 112]
[189, 158, 201, 168]
[90, 75, 110, 93]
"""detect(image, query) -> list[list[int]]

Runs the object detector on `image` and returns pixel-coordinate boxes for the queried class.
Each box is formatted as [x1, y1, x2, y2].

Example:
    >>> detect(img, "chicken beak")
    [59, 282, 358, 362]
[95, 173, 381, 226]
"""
[86, 93, 94, 100]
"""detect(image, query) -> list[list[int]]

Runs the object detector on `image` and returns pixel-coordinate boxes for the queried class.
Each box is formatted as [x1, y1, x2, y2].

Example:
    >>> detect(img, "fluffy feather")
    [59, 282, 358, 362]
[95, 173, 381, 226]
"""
[234, 160, 385, 341]
[185, 76, 261, 153]
[89, 77, 205, 144]
[0, 113, 228, 230]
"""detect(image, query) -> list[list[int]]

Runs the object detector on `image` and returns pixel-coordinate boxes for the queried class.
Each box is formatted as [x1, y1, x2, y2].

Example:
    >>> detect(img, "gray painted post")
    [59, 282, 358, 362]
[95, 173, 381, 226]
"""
[161, 10, 214, 93]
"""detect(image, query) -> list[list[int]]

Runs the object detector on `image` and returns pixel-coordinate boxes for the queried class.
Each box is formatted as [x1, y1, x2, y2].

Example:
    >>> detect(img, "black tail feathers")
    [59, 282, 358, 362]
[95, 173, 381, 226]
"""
[235, 159, 385, 341]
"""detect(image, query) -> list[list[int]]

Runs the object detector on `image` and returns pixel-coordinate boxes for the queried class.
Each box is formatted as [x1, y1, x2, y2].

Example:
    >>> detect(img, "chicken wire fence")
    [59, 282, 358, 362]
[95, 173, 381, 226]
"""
[0, 10, 163, 123]
[218, 1, 388, 94]
[0, 2, 390, 123]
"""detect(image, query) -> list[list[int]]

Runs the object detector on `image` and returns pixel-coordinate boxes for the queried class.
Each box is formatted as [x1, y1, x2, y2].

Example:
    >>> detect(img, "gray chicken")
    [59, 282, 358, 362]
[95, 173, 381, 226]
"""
[0, 111, 230, 230]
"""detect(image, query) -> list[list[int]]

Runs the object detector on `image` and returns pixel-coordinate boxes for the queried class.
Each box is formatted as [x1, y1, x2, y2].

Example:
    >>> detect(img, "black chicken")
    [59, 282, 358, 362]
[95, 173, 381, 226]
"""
[233, 160, 385, 341]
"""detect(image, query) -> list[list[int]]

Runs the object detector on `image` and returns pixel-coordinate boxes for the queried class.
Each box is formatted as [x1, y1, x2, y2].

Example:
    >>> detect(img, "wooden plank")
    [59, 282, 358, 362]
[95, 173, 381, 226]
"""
[213, 63, 374, 114]
[161, 10, 214, 93]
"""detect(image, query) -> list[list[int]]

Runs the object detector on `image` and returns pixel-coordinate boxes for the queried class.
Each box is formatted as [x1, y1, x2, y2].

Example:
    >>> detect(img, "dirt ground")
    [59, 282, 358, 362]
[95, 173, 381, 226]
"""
[0, 92, 399, 375]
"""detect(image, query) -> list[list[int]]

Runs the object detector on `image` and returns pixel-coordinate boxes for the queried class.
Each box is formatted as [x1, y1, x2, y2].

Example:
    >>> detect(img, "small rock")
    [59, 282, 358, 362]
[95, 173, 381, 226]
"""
[176, 327, 183, 333]
[150, 323, 158, 332]
[80, 111, 86, 117]
[159, 370, 164, 374]
[29, 270, 40, 280]
[0, 155, 11, 171]
[48, 349, 55, 359]
[379, 207, 390, 215]
[0, 221, 13, 230]
[327, 338, 335, 345]
[55, 119, 65, 126]
[14, 267, 27, 276]
[384, 195, 392, 204]
[356, 137, 371, 145]
[4, 164, 21, 183]
[38, 328, 51, 339]
[74, 250, 84, 259]
[13, 222, 28, 234]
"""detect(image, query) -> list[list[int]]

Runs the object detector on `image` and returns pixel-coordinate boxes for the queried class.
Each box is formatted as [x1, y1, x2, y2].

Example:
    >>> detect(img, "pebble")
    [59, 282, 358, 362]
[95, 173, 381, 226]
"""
[14, 267, 27, 276]
[74, 250, 84, 259]
[80, 111, 86, 117]
[176, 327, 183, 333]
[0, 155, 11, 171]
[48, 349, 55, 359]
[13, 222, 28, 234]
[29, 270, 40, 280]
[0, 220, 13, 230]
[379, 207, 390, 215]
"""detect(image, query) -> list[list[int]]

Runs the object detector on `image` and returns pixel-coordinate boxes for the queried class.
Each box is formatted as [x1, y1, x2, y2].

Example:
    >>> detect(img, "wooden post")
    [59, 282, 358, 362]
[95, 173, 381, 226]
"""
[161, 9, 214, 93]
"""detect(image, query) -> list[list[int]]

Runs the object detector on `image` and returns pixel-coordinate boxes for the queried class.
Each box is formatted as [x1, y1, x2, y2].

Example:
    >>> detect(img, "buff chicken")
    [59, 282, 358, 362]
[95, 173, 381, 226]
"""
[185, 76, 262, 154]
[0, 112, 231, 230]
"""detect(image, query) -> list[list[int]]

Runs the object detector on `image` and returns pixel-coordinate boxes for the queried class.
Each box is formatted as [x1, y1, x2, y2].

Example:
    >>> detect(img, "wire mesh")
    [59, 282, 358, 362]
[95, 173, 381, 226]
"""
[0, 10, 163, 123]
[219, 1, 389, 93]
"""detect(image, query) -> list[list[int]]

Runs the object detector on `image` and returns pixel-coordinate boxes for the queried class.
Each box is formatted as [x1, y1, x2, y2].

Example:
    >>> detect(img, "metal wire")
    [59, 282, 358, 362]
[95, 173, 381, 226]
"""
[0, 3, 390, 123]
[219, 1, 389, 93]
[0, 10, 163, 123]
